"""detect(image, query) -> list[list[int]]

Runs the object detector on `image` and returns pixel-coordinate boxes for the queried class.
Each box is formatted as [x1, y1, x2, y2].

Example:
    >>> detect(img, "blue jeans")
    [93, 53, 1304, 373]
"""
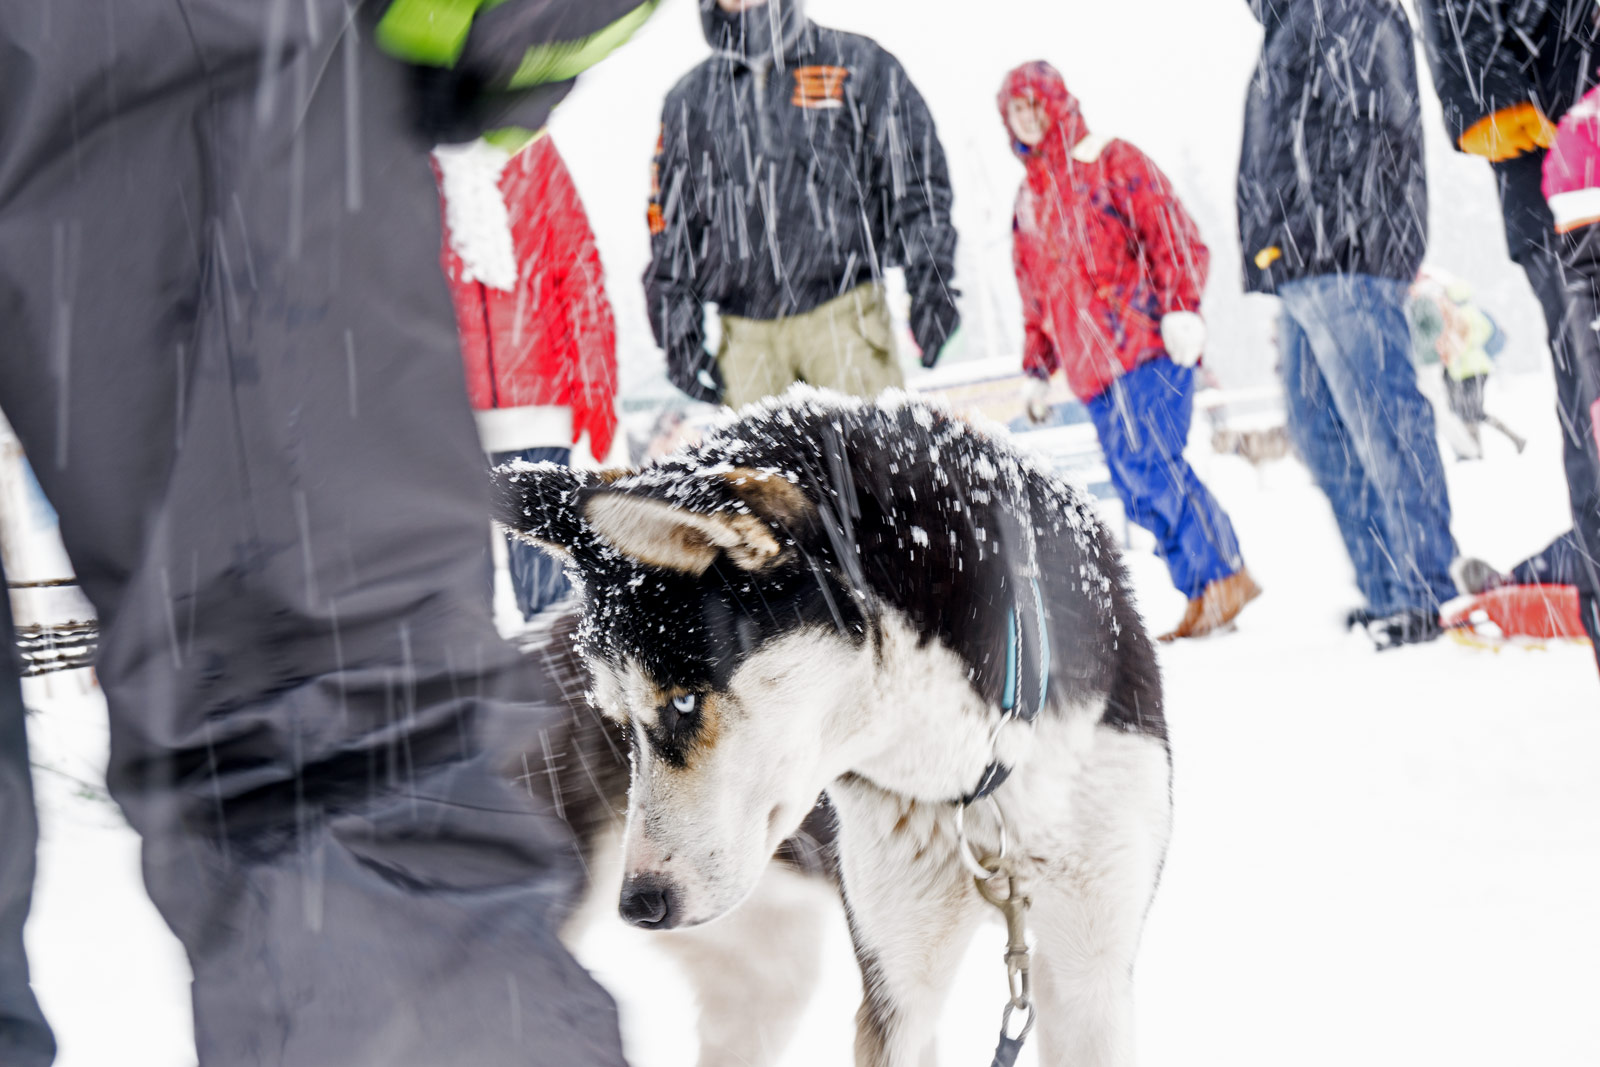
[1279, 275, 1458, 615]
[490, 447, 574, 621]
[1086, 358, 1244, 599]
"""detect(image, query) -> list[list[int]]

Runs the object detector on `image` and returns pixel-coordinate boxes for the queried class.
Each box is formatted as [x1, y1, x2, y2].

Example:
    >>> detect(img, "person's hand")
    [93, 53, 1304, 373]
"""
[666, 333, 724, 405]
[911, 301, 961, 369]
[1160, 311, 1207, 367]
[1459, 102, 1557, 161]
[923, 325, 965, 368]
[1023, 375, 1052, 424]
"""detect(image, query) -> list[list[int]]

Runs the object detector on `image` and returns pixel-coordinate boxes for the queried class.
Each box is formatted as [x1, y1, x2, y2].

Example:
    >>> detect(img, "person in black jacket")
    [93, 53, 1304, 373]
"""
[1413, 0, 1600, 672]
[646, 0, 961, 407]
[1238, 0, 1459, 649]
[0, 2, 652, 1064]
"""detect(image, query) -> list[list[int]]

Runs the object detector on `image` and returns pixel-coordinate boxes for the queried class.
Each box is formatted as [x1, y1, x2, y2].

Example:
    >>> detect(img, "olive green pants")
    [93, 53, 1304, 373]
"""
[718, 284, 903, 408]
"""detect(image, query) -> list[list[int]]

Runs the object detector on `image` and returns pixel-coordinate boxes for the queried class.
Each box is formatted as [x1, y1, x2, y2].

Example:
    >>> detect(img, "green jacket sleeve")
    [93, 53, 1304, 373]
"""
[378, 0, 658, 88]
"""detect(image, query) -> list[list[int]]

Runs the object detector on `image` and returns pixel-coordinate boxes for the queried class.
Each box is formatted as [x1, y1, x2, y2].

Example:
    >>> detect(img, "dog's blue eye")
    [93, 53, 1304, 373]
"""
[671, 694, 698, 715]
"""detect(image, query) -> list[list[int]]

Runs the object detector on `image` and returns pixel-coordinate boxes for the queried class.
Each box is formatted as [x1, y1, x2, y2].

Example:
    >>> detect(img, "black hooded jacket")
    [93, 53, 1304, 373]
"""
[645, 2, 960, 398]
[1412, 0, 1599, 145]
[1413, 0, 1600, 260]
[1237, 0, 1428, 293]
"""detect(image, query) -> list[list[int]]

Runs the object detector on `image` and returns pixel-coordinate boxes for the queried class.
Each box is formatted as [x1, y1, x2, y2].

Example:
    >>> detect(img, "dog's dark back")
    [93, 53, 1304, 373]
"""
[656, 396, 1167, 742]
[494, 392, 1165, 769]
[828, 404, 1166, 741]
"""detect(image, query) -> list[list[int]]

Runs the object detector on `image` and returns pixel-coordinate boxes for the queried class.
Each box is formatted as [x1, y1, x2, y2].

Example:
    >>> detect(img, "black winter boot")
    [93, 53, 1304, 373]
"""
[1367, 608, 1444, 650]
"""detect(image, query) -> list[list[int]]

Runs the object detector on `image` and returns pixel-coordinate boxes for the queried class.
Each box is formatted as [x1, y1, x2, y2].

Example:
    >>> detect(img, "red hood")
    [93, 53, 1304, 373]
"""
[998, 61, 1087, 166]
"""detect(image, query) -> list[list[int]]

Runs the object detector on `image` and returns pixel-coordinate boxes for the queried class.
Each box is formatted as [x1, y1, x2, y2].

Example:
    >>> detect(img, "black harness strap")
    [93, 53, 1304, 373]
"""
[960, 578, 1051, 805]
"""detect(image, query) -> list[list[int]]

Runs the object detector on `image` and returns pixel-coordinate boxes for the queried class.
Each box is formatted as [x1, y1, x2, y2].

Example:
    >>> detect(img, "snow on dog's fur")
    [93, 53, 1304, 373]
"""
[493, 387, 1172, 1065]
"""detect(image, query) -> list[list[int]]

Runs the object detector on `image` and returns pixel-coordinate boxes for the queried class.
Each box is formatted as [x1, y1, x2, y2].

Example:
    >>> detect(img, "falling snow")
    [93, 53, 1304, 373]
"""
[6, 0, 1600, 1065]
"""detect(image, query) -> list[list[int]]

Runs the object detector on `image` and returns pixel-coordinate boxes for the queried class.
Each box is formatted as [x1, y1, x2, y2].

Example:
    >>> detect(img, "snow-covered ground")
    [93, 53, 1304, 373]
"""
[21, 365, 1599, 1067]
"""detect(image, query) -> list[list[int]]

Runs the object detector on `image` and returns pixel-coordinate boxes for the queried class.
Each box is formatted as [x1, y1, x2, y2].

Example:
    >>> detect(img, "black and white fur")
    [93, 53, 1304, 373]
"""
[494, 387, 1173, 1066]
[494, 603, 839, 1067]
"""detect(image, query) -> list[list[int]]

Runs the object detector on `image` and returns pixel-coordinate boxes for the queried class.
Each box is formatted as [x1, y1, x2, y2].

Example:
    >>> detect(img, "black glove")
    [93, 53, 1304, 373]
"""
[406, 66, 575, 146]
[667, 332, 724, 405]
[910, 298, 960, 369]
[407, 65, 489, 143]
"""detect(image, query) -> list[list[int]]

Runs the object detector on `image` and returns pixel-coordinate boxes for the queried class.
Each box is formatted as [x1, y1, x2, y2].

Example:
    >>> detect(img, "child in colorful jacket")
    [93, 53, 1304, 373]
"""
[436, 131, 618, 620]
[1001, 60, 1258, 640]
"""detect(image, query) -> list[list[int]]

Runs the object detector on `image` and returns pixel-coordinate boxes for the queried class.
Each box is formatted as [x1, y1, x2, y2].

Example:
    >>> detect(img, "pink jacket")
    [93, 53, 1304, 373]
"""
[1544, 85, 1600, 233]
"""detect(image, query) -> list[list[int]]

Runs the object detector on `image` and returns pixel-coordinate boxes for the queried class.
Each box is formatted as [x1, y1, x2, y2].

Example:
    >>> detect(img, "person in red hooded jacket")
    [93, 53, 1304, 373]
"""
[438, 131, 618, 620]
[1002, 61, 1259, 640]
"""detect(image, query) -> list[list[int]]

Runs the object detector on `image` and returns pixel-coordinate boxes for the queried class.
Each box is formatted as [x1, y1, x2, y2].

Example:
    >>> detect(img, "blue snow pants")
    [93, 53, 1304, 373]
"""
[490, 447, 574, 621]
[1085, 358, 1244, 599]
[1279, 274, 1459, 616]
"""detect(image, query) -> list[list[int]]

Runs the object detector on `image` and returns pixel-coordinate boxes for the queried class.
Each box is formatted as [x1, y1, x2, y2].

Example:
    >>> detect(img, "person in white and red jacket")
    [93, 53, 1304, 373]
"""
[437, 131, 618, 620]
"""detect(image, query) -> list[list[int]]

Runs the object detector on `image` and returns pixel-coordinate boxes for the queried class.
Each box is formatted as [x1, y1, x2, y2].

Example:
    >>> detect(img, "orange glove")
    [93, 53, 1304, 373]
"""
[1458, 102, 1558, 162]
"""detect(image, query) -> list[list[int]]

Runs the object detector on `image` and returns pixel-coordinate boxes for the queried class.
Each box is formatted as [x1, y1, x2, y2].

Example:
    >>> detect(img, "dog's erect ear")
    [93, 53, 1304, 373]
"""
[491, 461, 632, 557]
[581, 468, 815, 576]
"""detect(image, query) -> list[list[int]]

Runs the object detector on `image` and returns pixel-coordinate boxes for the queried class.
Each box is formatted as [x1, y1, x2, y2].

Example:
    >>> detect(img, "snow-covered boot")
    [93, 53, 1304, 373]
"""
[1366, 608, 1444, 650]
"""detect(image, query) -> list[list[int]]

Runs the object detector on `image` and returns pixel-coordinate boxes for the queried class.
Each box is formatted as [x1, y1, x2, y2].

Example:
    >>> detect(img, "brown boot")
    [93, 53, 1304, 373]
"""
[1159, 596, 1207, 643]
[1159, 568, 1262, 642]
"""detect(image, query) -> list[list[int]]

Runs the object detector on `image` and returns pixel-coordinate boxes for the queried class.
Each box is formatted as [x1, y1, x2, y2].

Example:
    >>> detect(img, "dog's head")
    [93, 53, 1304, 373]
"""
[494, 459, 871, 929]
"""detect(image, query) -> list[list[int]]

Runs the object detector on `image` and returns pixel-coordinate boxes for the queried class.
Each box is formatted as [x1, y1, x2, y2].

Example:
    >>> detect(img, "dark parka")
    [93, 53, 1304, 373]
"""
[645, 1, 960, 399]
[0, 2, 652, 1064]
[1237, 0, 1428, 293]
[1413, 0, 1600, 258]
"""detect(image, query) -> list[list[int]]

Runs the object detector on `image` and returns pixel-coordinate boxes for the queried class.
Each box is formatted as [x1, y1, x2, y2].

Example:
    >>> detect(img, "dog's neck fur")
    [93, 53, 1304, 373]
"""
[829, 607, 1096, 809]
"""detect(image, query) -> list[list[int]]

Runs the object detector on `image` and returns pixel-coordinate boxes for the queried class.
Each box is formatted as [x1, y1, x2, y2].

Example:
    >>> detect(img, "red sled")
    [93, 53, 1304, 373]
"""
[1441, 584, 1587, 641]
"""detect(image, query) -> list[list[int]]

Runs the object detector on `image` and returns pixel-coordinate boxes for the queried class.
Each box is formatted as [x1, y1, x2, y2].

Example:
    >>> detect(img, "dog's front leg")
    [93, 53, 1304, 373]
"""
[834, 801, 984, 1067]
[1025, 887, 1141, 1067]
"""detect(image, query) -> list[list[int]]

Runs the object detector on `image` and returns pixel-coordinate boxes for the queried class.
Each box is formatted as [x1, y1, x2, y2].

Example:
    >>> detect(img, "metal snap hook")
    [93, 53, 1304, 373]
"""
[954, 793, 1008, 881]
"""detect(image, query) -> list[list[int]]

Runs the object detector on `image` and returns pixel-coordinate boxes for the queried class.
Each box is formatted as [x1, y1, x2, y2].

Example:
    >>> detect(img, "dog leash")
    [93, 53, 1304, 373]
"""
[955, 577, 1052, 1064]
[956, 799, 1035, 1067]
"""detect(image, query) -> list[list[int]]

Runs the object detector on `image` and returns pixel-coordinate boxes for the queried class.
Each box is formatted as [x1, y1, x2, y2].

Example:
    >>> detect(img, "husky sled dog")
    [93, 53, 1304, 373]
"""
[494, 388, 1173, 1065]
[494, 604, 839, 1067]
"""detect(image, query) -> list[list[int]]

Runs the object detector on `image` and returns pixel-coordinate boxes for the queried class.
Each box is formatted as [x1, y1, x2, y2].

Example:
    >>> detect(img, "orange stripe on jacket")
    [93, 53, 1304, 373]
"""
[793, 66, 848, 109]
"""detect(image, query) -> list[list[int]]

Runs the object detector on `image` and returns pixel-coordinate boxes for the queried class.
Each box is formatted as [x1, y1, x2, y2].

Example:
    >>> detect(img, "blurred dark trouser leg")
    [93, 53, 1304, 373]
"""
[1517, 241, 1600, 671]
[1086, 360, 1243, 599]
[1278, 275, 1458, 615]
[1278, 300, 1401, 615]
[0, 4, 626, 1064]
[0, 560, 55, 1067]
[1508, 532, 1584, 587]
[490, 448, 574, 620]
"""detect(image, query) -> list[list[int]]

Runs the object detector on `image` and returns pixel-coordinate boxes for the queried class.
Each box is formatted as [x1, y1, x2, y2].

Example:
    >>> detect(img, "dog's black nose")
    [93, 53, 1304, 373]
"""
[619, 875, 676, 929]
